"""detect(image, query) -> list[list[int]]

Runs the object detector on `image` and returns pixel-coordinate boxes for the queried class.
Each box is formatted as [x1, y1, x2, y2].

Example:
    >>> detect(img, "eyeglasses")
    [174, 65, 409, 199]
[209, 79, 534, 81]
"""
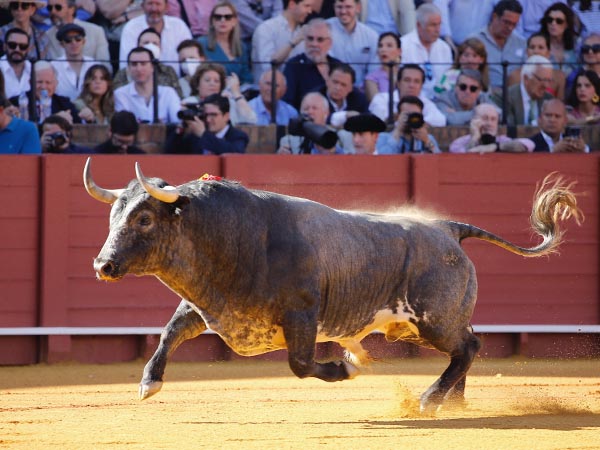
[212, 13, 234, 21]
[545, 16, 565, 25]
[532, 73, 552, 84]
[129, 61, 151, 67]
[62, 35, 84, 44]
[9, 2, 34, 10]
[306, 35, 330, 43]
[499, 17, 518, 29]
[581, 44, 600, 54]
[458, 83, 479, 93]
[47, 4, 63, 11]
[6, 41, 28, 51]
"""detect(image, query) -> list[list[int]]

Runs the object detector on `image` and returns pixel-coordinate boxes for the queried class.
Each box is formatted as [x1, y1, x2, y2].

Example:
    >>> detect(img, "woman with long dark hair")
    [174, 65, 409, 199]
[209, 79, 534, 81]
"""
[539, 2, 579, 73]
[74, 64, 115, 124]
[566, 69, 600, 124]
[364, 32, 402, 102]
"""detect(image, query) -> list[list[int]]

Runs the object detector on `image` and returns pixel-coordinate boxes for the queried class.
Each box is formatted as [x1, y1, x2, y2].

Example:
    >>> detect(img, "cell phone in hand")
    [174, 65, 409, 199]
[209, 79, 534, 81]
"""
[564, 126, 581, 138]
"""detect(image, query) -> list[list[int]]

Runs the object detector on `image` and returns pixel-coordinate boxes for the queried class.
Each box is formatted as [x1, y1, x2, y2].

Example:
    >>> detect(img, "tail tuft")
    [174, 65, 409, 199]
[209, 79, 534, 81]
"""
[530, 173, 584, 255]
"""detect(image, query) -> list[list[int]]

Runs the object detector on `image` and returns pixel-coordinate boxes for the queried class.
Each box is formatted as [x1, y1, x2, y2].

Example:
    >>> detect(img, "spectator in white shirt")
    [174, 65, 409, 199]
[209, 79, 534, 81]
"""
[400, 3, 453, 100]
[119, 0, 192, 72]
[0, 28, 31, 99]
[52, 24, 96, 101]
[114, 47, 182, 123]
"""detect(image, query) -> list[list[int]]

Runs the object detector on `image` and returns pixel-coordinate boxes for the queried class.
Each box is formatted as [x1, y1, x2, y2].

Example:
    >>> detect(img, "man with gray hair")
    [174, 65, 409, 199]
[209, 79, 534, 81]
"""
[282, 19, 343, 109]
[45, 0, 111, 72]
[501, 54, 554, 126]
[249, 69, 299, 125]
[433, 69, 496, 125]
[400, 3, 453, 100]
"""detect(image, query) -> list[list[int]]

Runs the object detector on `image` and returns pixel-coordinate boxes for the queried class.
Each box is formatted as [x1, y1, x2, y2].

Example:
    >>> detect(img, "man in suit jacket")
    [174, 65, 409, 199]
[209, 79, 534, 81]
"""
[318, 63, 368, 126]
[502, 54, 554, 126]
[165, 94, 249, 154]
[528, 99, 588, 153]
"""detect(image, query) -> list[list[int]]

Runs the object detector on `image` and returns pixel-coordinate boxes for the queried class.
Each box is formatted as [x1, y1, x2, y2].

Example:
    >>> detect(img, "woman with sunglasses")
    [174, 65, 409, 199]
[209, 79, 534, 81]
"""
[183, 62, 256, 124]
[565, 33, 600, 94]
[73, 64, 114, 124]
[197, 1, 252, 85]
[364, 32, 402, 103]
[539, 2, 579, 74]
[0, 0, 50, 60]
[566, 69, 600, 124]
[434, 37, 490, 95]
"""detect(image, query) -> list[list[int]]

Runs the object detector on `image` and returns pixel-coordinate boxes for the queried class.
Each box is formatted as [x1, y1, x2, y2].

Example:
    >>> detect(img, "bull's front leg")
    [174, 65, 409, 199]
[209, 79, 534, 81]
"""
[282, 309, 359, 382]
[140, 299, 207, 400]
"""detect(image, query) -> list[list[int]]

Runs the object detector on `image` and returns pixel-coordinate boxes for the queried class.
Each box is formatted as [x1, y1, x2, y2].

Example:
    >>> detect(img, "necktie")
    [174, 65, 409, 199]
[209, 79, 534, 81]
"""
[528, 99, 536, 125]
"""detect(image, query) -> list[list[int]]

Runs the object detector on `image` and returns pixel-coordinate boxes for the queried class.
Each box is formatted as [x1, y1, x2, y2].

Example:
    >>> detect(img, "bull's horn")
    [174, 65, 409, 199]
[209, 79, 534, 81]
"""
[135, 162, 180, 203]
[83, 157, 124, 204]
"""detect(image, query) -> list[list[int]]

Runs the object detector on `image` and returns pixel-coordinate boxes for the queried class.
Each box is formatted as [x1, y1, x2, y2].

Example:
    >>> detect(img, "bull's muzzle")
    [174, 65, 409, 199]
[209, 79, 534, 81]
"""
[93, 257, 122, 281]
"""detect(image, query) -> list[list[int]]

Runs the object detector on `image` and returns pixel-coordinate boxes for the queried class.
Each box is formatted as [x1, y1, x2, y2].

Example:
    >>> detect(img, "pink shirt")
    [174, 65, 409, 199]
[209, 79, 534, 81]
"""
[167, 0, 216, 37]
[449, 134, 534, 153]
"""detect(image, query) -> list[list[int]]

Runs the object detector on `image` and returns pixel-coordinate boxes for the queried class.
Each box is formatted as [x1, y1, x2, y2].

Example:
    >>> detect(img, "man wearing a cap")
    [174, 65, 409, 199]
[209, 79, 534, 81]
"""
[0, 92, 41, 154]
[46, 0, 111, 72]
[94, 111, 146, 154]
[343, 112, 386, 155]
[433, 69, 496, 125]
[52, 23, 96, 101]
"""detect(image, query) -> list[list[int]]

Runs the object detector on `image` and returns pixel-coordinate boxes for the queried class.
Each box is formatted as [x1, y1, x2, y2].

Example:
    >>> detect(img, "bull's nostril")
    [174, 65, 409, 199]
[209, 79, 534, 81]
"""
[101, 262, 115, 276]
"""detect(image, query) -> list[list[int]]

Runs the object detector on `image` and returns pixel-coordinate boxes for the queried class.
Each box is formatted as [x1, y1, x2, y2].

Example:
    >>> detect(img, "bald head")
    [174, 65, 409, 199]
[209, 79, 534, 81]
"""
[259, 70, 287, 104]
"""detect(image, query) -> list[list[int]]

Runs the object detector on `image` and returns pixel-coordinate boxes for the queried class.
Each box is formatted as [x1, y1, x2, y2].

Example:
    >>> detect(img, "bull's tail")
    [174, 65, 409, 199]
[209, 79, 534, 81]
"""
[448, 173, 584, 257]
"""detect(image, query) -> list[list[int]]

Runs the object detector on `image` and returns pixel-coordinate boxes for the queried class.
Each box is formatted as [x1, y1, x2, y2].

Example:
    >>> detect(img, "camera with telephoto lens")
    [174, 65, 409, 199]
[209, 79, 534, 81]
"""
[403, 112, 425, 133]
[177, 102, 206, 122]
[288, 114, 338, 150]
[48, 132, 67, 148]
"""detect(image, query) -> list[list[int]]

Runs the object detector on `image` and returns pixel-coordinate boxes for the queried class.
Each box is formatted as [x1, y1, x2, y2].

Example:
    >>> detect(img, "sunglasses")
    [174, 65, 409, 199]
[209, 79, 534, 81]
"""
[458, 83, 479, 93]
[306, 35, 329, 43]
[213, 13, 234, 21]
[9, 2, 34, 10]
[581, 44, 600, 54]
[545, 16, 565, 25]
[6, 41, 28, 51]
[47, 4, 63, 11]
[62, 35, 83, 44]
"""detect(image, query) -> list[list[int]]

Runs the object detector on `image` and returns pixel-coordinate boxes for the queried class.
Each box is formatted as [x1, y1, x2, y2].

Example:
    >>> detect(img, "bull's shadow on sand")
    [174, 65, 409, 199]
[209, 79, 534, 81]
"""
[365, 412, 599, 431]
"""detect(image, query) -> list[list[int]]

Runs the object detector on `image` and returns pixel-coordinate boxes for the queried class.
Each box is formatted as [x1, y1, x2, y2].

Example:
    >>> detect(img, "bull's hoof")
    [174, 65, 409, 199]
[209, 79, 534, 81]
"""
[139, 380, 163, 400]
[342, 361, 360, 379]
[419, 394, 442, 416]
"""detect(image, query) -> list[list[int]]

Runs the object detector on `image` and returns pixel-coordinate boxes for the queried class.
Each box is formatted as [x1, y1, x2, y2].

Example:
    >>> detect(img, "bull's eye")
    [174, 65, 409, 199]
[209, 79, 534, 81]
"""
[139, 214, 152, 227]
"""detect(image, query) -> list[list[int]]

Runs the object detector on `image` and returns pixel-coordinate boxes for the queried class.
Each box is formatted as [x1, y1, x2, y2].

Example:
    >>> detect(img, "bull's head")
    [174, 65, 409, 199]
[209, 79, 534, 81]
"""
[84, 158, 187, 281]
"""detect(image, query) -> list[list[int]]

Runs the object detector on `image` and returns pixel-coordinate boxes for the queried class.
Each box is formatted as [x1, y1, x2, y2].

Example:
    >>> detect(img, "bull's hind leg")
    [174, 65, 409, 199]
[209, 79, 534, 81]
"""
[282, 309, 359, 381]
[420, 332, 480, 413]
[139, 299, 207, 400]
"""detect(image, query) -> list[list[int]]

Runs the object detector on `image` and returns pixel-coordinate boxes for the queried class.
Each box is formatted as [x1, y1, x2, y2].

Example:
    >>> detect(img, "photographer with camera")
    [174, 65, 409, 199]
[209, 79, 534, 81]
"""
[376, 96, 440, 154]
[449, 104, 534, 153]
[165, 93, 249, 154]
[40, 114, 92, 153]
[277, 92, 354, 155]
[527, 99, 588, 153]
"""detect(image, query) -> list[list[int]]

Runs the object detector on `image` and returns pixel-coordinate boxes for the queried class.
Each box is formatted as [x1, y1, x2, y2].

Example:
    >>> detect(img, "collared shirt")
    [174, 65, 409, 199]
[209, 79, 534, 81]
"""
[520, 83, 537, 126]
[435, 0, 496, 44]
[248, 95, 298, 126]
[472, 26, 526, 89]
[539, 130, 590, 153]
[114, 83, 182, 124]
[400, 29, 453, 100]
[0, 117, 41, 154]
[0, 57, 31, 99]
[369, 89, 447, 127]
[326, 18, 379, 88]
[119, 15, 192, 72]
[167, 0, 216, 37]
[251, 13, 303, 83]
[52, 56, 97, 101]
[376, 132, 441, 154]
[234, 0, 284, 40]
[449, 134, 535, 153]
[364, 0, 397, 35]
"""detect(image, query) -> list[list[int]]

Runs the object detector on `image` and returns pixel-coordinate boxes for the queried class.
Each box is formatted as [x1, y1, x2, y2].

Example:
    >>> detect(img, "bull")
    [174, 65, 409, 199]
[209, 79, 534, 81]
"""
[83, 158, 581, 413]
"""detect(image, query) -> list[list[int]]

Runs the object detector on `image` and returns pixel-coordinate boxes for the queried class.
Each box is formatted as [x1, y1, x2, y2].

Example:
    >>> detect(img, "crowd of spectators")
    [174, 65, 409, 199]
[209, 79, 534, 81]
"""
[0, 0, 599, 155]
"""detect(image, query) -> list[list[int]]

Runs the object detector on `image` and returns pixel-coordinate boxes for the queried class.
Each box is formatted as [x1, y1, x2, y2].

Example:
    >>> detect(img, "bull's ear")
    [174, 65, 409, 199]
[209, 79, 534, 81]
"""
[171, 196, 191, 214]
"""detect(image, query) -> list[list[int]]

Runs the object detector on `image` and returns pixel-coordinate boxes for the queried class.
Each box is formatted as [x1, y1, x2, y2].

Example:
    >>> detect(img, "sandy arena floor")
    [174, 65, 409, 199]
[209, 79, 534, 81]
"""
[0, 358, 598, 449]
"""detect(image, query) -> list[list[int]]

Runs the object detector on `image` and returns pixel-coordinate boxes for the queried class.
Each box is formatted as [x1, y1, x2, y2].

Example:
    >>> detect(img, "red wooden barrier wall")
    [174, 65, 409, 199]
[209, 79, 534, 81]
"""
[1, 154, 598, 364]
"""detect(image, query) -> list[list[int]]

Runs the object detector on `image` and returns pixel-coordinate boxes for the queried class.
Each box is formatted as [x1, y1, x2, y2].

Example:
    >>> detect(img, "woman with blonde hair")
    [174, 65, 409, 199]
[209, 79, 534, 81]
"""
[184, 62, 256, 124]
[434, 37, 490, 94]
[198, 1, 252, 85]
[74, 64, 115, 124]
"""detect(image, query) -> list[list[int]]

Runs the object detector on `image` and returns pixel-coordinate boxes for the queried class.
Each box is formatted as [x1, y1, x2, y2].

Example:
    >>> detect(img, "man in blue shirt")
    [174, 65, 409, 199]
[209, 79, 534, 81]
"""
[249, 69, 299, 125]
[0, 94, 41, 154]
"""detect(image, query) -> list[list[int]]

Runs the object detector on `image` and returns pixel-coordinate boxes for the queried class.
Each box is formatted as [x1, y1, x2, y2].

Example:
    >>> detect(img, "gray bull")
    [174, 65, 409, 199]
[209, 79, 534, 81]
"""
[84, 159, 581, 413]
